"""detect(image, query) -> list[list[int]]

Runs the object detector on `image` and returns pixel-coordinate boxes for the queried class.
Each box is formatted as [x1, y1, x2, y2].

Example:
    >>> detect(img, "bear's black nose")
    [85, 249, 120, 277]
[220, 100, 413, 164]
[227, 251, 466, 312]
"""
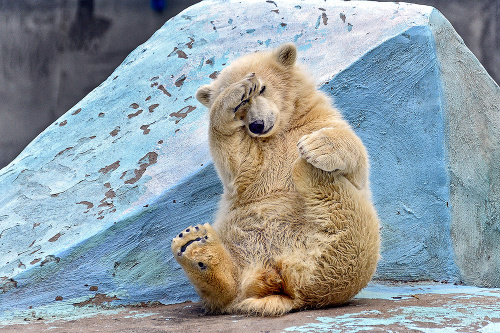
[249, 120, 265, 134]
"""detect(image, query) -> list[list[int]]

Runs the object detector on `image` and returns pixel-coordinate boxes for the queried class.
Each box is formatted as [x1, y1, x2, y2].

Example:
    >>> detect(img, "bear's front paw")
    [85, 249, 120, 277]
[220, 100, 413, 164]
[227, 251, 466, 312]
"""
[297, 130, 347, 172]
[171, 223, 216, 271]
[226, 73, 262, 113]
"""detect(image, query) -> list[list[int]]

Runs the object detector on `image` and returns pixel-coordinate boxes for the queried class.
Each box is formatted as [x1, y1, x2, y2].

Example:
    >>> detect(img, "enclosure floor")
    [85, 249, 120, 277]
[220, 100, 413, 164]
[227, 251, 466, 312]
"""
[2, 282, 499, 332]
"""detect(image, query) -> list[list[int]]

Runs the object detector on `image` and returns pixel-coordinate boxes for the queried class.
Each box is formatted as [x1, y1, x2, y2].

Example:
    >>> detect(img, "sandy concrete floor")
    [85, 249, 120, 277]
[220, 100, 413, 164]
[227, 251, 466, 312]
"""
[2, 282, 500, 332]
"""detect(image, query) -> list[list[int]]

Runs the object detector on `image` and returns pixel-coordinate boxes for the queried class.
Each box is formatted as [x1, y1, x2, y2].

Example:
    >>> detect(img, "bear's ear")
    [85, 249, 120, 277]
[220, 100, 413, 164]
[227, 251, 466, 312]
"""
[275, 43, 297, 67]
[195, 84, 213, 107]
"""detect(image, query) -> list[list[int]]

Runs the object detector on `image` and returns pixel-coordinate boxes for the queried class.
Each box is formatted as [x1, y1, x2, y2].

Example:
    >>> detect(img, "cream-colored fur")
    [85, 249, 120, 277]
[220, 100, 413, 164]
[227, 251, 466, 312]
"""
[171, 43, 380, 316]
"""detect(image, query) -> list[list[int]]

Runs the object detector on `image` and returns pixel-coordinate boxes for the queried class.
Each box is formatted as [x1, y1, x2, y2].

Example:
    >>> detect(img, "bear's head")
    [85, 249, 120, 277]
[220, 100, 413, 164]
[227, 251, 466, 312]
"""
[196, 43, 310, 138]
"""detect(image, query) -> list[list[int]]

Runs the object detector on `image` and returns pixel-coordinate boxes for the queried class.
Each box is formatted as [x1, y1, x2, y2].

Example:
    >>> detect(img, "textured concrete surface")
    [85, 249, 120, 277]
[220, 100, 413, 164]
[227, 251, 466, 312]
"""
[430, 9, 500, 287]
[1, 0, 499, 323]
[1, 282, 499, 332]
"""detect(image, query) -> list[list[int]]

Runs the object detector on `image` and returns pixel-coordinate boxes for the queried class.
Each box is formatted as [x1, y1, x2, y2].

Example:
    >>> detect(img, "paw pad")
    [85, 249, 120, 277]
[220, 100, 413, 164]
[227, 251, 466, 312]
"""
[180, 237, 202, 254]
[172, 224, 211, 260]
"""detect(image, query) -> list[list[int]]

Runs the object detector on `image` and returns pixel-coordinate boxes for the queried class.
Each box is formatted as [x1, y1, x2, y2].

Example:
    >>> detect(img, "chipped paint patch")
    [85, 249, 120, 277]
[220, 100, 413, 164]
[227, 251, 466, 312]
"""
[124, 152, 158, 185]
[73, 293, 121, 307]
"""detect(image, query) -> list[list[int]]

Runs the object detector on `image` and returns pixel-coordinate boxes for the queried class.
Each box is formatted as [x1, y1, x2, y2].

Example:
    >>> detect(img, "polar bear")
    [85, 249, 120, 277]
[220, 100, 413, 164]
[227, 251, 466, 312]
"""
[171, 43, 380, 316]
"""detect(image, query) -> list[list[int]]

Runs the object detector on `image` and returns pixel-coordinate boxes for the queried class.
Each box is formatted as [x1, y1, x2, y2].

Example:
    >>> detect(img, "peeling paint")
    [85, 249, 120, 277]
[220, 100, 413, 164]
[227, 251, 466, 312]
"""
[140, 124, 150, 135]
[278, 22, 287, 33]
[266, 0, 277, 6]
[168, 47, 188, 59]
[321, 12, 328, 25]
[209, 71, 219, 79]
[127, 109, 143, 118]
[56, 146, 74, 157]
[30, 258, 41, 265]
[340, 12, 346, 23]
[99, 161, 120, 174]
[110, 127, 120, 137]
[148, 104, 159, 113]
[174, 75, 186, 88]
[73, 293, 120, 308]
[40, 255, 60, 266]
[0, 278, 17, 293]
[104, 189, 116, 199]
[76, 201, 94, 210]
[48, 233, 62, 242]
[169, 106, 196, 124]
[124, 152, 158, 185]
[157, 84, 171, 96]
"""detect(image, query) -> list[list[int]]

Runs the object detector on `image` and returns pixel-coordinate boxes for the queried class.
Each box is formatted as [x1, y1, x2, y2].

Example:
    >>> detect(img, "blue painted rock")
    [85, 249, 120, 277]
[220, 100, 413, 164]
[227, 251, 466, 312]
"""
[1, 0, 499, 320]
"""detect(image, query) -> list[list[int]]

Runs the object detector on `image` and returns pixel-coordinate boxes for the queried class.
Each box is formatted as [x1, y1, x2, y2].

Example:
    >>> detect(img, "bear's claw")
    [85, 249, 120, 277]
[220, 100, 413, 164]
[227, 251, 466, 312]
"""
[232, 73, 261, 113]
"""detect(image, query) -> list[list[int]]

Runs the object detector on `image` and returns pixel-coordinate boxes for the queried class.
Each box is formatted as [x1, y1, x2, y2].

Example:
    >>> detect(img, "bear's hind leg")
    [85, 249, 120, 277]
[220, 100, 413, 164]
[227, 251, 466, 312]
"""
[228, 265, 299, 316]
[171, 223, 237, 313]
[231, 295, 295, 316]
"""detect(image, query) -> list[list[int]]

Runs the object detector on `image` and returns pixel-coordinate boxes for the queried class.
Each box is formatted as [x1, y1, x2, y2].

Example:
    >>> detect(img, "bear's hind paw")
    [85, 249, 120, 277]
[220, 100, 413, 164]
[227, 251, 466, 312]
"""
[171, 223, 218, 271]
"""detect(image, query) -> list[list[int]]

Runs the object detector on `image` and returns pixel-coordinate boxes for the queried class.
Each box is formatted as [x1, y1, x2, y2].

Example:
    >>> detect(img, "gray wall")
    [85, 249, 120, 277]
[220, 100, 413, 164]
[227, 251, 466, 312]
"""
[0, 0, 498, 169]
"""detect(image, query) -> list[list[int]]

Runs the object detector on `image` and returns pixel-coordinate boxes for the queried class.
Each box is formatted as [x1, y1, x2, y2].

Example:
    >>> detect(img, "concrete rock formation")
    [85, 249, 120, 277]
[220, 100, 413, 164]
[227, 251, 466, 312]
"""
[0, 0, 499, 321]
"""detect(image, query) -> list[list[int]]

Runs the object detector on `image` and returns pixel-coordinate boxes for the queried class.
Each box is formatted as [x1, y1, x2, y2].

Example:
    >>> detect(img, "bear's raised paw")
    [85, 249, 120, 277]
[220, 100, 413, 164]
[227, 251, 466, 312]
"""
[171, 223, 217, 271]
[228, 73, 262, 113]
[297, 129, 347, 173]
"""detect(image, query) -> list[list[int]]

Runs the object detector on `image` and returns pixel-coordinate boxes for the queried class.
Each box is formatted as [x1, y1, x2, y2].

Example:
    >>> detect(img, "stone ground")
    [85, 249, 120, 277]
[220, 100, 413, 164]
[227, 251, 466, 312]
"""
[2, 282, 499, 333]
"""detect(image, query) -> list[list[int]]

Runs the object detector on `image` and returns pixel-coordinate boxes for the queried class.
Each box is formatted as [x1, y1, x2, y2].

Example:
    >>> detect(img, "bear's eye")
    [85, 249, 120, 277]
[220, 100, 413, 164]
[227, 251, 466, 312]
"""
[259, 86, 266, 95]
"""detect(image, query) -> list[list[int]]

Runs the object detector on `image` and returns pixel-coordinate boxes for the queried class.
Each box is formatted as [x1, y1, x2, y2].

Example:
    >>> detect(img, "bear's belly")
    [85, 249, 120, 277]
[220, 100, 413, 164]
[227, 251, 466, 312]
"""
[217, 196, 312, 263]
